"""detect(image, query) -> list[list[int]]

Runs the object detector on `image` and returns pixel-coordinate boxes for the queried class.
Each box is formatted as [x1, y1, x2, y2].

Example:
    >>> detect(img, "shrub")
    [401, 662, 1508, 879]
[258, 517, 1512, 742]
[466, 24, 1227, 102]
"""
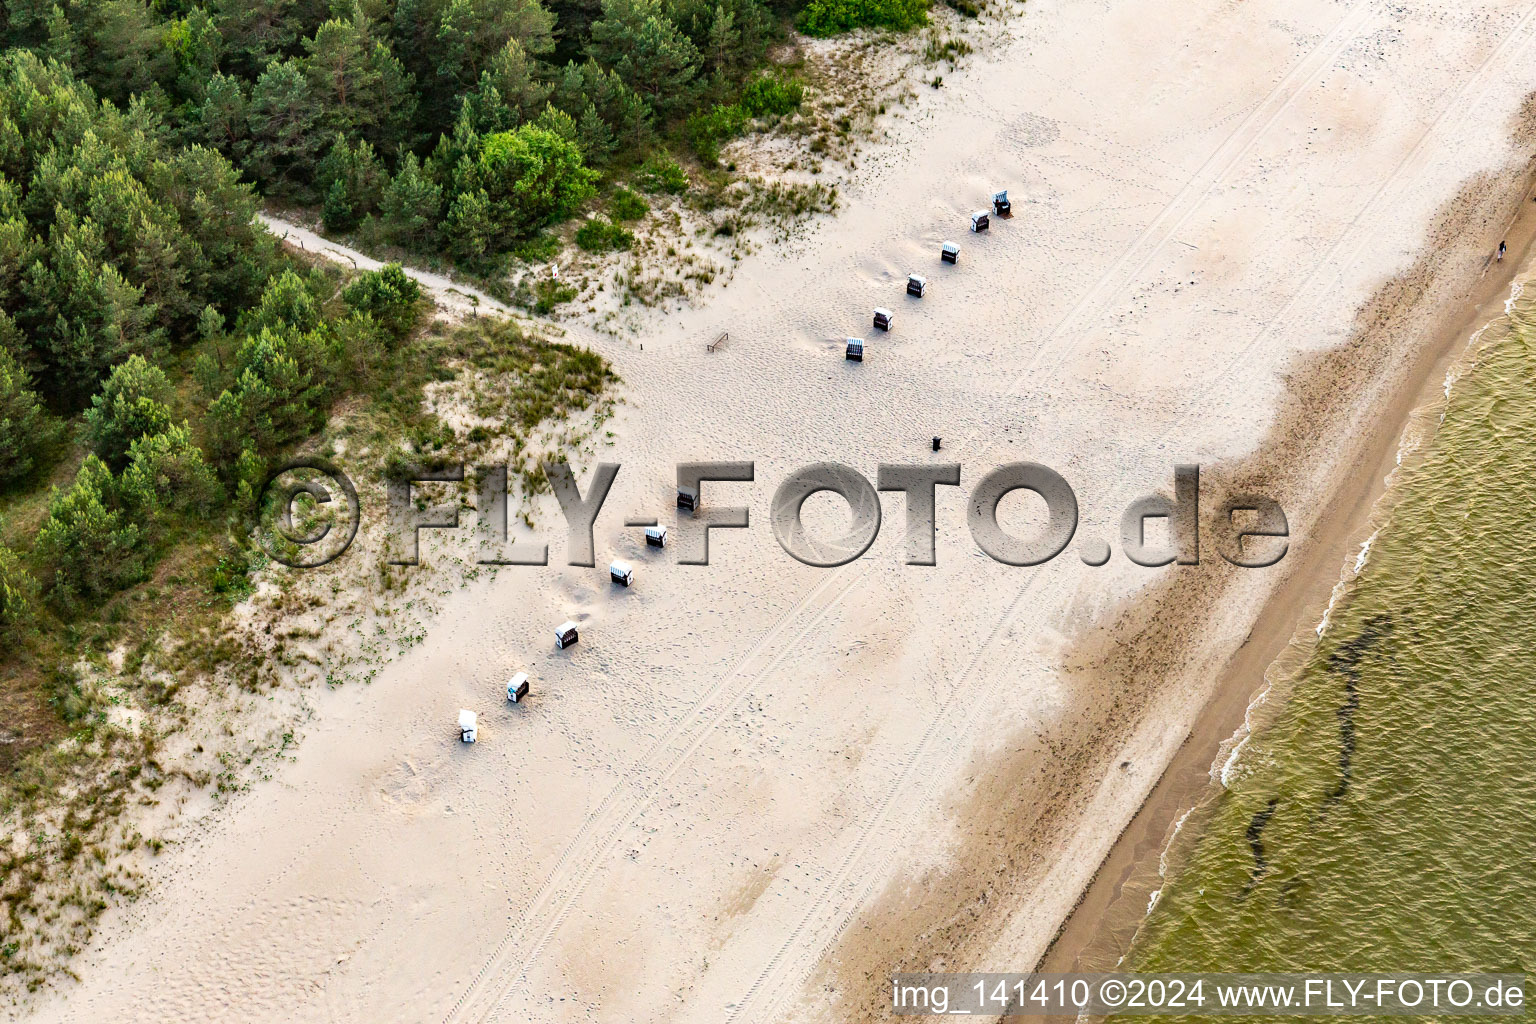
[686, 103, 748, 164]
[83, 355, 175, 469]
[35, 456, 146, 602]
[609, 187, 650, 221]
[0, 542, 36, 635]
[341, 265, 423, 341]
[511, 233, 562, 263]
[635, 156, 689, 194]
[205, 327, 329, 464]
[797, 0, 930, 36]
[575, 218, 634, 252]
[533, 278, 577, 314]
[0, 346, 56, 485]
[119, 424, 221, 519]
[478, 124, 599, 237]
[740, 76, 804, 117]
[246, 270, 323, 335]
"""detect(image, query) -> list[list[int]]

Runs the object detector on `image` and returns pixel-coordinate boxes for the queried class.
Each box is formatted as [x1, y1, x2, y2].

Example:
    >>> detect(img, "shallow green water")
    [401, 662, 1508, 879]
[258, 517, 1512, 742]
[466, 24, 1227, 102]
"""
[1121, 297, 1536, 1008]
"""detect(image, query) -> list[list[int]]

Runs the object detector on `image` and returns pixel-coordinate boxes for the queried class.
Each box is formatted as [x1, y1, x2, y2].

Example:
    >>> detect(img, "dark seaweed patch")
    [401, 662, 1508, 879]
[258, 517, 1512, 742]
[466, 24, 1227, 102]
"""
[1242, 797, 1282, 893]
[1318, 614, 1394, 815]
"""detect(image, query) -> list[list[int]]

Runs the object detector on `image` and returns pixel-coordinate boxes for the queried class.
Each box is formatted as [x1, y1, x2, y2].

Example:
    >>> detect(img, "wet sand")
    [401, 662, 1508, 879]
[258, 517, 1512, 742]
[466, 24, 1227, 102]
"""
[1037, 164, 1536, 985]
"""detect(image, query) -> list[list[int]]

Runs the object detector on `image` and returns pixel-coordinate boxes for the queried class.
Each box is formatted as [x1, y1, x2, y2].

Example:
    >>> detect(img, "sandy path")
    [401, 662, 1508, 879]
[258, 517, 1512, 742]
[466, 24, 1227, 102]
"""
[255, 213, 514, 317]
[21, 2, 1536, 1022]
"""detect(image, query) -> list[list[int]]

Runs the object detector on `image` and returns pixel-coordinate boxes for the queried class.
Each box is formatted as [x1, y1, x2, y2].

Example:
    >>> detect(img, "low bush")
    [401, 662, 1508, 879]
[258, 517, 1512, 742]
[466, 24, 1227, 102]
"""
[740, 76, 804, 117]
[575, 218, 635, 252]
[686, 104, 749, 164]
[797, 0, 930, 36]
[609, 187, 650, 221]
[635, 156, 690, 194]
[341, 265, 424, 341]
[511, 233, 562, 263]
[533, 278, 578, 314]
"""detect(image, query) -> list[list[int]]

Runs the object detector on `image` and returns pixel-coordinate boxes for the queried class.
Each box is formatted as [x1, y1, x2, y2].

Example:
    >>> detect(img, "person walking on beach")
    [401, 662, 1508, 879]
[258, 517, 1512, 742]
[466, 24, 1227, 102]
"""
[1499, 240, 1507, 262]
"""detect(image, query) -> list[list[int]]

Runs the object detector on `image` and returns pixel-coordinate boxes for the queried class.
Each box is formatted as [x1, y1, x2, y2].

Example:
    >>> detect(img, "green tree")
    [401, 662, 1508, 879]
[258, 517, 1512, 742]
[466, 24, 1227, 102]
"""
[21, 213, 163, 403]
[380, 151, 443, 248]
[554, 61, 652, 152]
[247, 58, 325, 195]
[444, 186, 494, 266]
[205, 326, 329, 463]
[163, 7, 225, 104]
[476, 38, 551, 124]
[154, 144, 279, 311]
[586, 0, 700, 114]
[211, 0, 307, 79]
[341, 264, 422, 340]
[576, 101, 615, 165]
[667, 0, 769, 76]
[317, 135, 389, 231]
[119, 422, 220, 519]
[74, 0, 174, 106]
[0, 346, 55, 485]
[196, 73, 252, 161]
[245, 269, 323, 334]
[83, 354, 174, 468]
[0, 542, 36, 635]
[435, 0, 555, 91]
[477, 123, 596, 237]
[35, 455, 146, 603]
[303, 11, 417, 155]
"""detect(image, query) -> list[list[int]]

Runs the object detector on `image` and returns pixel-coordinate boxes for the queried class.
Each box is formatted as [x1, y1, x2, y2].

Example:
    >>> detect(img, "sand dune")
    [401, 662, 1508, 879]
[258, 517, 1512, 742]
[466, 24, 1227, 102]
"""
[21, 0, 1536, 1021]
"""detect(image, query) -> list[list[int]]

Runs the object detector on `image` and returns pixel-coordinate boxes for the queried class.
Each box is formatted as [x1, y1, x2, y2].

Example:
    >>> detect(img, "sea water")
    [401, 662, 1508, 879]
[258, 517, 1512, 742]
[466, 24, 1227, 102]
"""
[1118, 290, 1536, 1006]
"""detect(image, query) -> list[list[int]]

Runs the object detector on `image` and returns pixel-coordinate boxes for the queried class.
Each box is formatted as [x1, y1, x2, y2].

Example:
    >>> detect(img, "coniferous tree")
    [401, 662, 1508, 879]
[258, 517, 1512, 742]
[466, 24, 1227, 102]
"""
[0, 345, 54, 485]
[586, 0, 701, 115]
[381, 151, 443, 248]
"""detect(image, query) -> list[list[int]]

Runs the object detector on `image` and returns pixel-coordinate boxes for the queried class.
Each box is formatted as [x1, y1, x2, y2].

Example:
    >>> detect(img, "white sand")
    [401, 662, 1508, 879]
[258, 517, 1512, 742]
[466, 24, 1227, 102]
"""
[21, 0, 1536, 1021]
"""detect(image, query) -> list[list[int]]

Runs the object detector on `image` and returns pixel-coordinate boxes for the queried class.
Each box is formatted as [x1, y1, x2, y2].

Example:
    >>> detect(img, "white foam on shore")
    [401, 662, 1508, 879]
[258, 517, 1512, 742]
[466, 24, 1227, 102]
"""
[1216, 280, 1526, 798]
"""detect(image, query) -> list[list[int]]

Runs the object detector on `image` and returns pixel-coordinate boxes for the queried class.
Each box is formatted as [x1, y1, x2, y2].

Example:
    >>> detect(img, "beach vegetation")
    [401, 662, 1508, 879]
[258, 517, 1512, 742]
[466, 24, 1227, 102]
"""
[797, 0, 930, 37]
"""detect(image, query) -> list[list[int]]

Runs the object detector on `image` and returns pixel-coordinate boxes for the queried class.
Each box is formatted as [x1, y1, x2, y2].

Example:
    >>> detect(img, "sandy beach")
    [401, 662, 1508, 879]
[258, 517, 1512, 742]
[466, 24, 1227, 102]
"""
[19, 0, 1536, 1021]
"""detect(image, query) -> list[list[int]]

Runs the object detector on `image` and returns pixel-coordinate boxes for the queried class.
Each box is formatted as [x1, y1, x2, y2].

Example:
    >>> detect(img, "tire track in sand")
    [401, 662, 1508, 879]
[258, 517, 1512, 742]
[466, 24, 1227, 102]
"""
[725, 9, 1536, 1022]
[442, 565, 868, 1023]
[453, 4, 1388, 1021]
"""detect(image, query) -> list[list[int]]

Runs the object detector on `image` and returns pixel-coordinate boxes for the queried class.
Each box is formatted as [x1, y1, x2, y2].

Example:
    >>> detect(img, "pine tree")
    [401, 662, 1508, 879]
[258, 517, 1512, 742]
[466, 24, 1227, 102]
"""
[0, 345, 55, 485]
[247, 58, 325, 195]
[197, 73, 252, 161]
[83, 354, 175, 469]
[318, 135, 389, 231]
[444, 187, 495, 266]
[586, 0, 701, 114]
[576, 101, 615, 166]
[435, 0, 555, 91]
[35, 455, 146, 603]
[381, 152, 443, 249]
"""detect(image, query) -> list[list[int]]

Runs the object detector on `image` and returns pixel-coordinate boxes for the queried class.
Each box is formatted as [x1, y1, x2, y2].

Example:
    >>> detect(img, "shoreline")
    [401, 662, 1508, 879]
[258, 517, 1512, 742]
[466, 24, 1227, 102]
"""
[1035, 163, 1536, 981]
